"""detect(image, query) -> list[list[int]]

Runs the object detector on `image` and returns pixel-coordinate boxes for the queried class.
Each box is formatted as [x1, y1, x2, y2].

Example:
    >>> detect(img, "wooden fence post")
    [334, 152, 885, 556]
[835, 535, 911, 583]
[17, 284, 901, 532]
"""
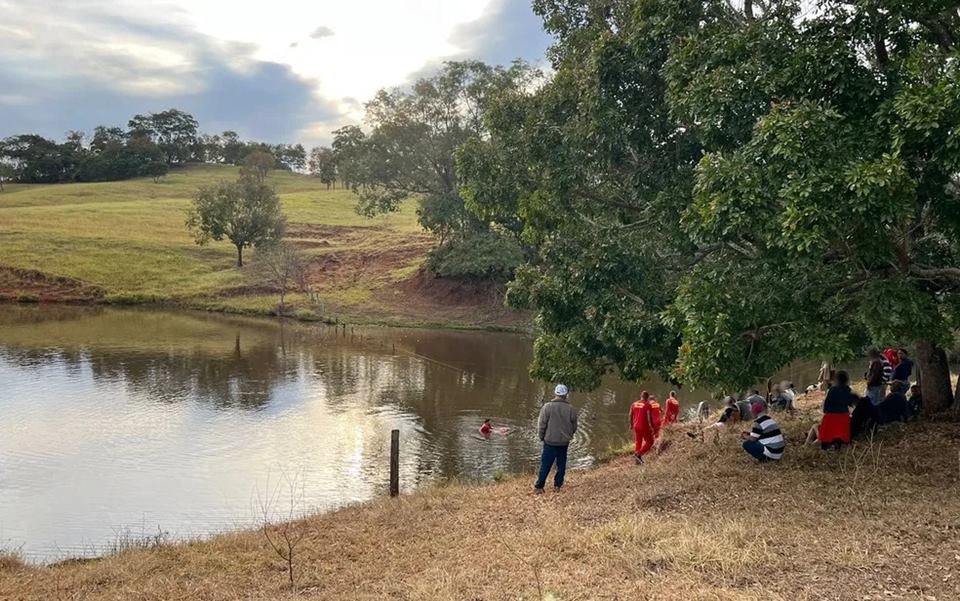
[390, 429, 400, 497]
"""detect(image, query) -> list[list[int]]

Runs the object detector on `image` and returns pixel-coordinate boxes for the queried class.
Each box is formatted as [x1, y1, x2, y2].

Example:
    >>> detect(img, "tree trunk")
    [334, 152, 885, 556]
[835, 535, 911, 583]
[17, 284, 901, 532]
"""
[916, 339, 953, 416]
[954, 368, 960, 418]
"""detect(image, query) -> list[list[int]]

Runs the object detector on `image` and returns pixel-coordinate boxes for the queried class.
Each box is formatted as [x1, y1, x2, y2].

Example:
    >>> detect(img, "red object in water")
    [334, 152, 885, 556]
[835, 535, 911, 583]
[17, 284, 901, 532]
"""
[479, 422, 492, 435]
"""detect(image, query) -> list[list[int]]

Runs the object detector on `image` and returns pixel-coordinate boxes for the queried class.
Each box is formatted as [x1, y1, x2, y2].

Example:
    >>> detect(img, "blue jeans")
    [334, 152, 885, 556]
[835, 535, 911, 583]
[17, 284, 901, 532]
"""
[742, 440, 768, 462]
[867, 386, 884, 406]
[535, 443, 568, 489]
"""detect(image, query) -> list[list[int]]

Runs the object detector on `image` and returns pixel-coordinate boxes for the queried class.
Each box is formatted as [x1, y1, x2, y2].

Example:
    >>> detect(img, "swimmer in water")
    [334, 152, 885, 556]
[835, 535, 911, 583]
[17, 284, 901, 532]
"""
[480, 418, 493, 437]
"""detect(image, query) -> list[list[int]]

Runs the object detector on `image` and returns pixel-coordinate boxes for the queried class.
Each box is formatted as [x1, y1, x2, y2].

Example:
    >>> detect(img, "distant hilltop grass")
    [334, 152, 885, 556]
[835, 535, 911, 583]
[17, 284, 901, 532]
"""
[0, 165, 526, 330]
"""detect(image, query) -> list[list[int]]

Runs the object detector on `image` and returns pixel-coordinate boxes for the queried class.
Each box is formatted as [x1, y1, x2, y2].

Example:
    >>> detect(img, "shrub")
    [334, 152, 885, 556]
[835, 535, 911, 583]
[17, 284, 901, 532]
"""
[425, 230, 524, 281]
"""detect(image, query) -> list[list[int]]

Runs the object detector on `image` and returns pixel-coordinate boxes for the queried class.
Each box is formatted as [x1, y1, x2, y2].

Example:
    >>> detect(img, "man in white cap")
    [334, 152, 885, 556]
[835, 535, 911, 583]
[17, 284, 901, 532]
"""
[534, 384, 579, 493]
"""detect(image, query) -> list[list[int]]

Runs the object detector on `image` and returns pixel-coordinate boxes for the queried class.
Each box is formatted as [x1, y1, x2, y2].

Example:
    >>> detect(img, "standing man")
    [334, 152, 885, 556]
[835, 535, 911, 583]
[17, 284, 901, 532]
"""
[630, 391, 656, 464]
[663, 391, 681, 425]
[535, 384, 578, 494]
[865, 349, 886, 406]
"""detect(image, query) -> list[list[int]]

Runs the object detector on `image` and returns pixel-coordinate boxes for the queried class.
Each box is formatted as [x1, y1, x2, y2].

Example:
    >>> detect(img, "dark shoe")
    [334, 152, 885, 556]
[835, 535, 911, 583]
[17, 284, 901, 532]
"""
[634, 454, 644, 464]
[553, 486, 562, 493]
[534, 487, 544, 495]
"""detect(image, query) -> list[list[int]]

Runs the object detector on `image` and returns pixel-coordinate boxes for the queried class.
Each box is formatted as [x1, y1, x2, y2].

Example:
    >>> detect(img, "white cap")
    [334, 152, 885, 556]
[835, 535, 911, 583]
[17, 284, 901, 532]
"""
[555, 384, 569, 397]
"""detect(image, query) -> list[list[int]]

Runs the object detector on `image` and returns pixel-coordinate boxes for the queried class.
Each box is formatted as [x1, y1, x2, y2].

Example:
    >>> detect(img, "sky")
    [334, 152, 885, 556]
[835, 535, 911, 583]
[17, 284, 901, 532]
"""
[0, 0, 552, 147]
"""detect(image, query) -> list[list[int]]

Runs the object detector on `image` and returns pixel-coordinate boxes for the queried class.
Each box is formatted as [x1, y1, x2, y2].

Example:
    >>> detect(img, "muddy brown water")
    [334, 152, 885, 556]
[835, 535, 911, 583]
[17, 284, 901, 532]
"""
[0, 305, 825, 561]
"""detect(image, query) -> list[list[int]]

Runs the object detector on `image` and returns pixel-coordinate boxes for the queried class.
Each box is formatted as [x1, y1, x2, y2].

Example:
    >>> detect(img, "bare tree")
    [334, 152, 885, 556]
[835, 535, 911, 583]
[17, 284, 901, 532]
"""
[259, 243, 306, 315]
[256, 472, 309, 590]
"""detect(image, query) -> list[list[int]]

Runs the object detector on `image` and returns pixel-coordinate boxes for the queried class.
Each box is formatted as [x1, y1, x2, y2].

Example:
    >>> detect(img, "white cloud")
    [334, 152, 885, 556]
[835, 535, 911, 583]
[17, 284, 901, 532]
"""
[309, 26, 335, 39]
[0, 0, 549, 145]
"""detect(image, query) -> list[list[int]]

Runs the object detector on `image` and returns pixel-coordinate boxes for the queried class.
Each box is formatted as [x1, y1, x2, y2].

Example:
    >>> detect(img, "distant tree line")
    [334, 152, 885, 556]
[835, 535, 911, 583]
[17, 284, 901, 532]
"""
[0, 108, 308, 185]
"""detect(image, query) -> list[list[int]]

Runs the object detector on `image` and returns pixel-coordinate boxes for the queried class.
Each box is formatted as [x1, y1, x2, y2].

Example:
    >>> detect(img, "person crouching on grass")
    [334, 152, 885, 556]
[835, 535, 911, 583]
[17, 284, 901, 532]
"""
[534, 384, 578, 494]
[741, 400, 785, 462]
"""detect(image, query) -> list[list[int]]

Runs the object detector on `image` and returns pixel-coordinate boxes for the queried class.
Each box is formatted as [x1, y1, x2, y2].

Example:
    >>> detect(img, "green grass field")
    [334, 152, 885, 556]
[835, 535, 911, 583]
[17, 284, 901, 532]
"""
[0, 165, 439, 322]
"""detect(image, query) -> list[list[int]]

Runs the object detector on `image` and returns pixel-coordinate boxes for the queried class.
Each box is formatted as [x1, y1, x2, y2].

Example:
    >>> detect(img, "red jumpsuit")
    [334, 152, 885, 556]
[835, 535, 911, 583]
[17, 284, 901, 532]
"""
[630, 400, 656, 457]
[649, 400, 663, 437]
[664, 398, 681, 425]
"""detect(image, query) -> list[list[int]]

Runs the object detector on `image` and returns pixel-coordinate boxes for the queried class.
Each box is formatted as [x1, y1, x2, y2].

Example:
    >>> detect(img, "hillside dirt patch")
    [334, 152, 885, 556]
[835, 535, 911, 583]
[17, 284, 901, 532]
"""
[288, 223, 528, 329]
[0, 266, 104, 302]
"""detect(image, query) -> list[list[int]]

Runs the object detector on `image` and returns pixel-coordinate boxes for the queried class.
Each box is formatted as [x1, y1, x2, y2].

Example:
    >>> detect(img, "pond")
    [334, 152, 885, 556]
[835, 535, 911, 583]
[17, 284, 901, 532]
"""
[0, 305, 823, 561]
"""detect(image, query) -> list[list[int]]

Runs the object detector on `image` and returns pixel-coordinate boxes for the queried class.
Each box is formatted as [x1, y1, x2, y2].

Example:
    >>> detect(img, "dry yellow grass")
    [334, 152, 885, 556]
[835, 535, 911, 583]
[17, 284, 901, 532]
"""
[2, 394, 958, 601]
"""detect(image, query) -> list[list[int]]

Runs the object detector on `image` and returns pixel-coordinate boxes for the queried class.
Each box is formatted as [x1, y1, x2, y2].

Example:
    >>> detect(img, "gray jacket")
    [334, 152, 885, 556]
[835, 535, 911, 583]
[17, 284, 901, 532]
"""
[538, 397, 578, 446]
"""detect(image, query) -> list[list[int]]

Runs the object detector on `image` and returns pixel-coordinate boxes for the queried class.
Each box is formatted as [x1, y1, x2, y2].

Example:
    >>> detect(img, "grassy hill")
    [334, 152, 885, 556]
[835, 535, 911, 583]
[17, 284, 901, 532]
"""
[2, 391, 957, 600]
[0, 165, 525, 329]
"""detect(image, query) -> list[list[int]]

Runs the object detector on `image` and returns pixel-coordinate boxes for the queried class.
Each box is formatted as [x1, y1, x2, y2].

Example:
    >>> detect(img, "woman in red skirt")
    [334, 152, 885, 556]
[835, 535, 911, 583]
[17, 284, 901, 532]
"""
[806, 370, 859, 449]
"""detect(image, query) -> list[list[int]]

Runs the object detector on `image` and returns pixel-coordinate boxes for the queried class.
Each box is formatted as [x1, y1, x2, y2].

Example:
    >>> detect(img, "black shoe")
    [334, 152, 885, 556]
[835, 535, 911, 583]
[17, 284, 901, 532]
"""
[634, 454, 644, 464]
[553, 486, 562, 493]
[534, 487, 545, 495]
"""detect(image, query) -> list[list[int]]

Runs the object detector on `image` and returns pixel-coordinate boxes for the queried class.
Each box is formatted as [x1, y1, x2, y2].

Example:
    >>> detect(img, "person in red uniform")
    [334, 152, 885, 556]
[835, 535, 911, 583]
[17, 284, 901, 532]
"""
[629, 391, 656, 464]
[479, 419, 493, 437]
[649, 395, 663, 437]
[663, 391, 681, 425]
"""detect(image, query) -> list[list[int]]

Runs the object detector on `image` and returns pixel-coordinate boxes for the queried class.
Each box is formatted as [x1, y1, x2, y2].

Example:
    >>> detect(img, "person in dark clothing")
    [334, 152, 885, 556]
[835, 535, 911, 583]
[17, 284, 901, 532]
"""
[865, 349, 886, 406]
[877, 381, 910, 424]
[805, 370, 858, 448]
[908, 384, 923, 419]
[892, 349, 913, 389]
[850, 396, 879, 439]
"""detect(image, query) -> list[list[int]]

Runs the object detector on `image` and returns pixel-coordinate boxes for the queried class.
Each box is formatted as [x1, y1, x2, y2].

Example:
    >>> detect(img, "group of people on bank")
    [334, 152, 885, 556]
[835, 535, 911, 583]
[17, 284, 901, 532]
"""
[529, 347, 922, 492]
[806, 348, 919, 448]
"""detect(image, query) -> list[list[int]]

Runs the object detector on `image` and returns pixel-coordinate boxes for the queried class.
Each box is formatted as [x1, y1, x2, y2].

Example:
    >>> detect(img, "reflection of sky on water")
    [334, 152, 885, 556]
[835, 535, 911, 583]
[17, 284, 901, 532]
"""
[0, 306, 829, 562]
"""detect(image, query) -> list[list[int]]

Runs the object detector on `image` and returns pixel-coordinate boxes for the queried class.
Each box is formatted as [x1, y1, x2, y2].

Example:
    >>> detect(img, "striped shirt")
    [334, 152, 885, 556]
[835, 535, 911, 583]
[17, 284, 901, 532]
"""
[880, 357, 894, 383]
[749, 414, 785, 460]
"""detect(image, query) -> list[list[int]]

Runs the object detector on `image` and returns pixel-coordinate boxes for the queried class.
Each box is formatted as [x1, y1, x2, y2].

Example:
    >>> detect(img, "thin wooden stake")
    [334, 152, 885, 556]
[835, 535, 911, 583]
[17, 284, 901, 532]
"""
[390, 429, 400, 497]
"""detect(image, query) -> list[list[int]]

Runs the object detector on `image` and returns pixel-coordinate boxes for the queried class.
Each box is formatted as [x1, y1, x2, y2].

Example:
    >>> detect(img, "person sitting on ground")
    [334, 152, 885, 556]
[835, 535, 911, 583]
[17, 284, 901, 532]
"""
[741, 400, 785, 462]
[688, 396, 738, 438]
[851, 393, 879, 439]
[805, 370, 858, 448]
[479, 418, 493, 437]
[730, 393, 751, 421]
[908, 384, 923, 419]
[782, 382, 798, 410]
[663, 391, 681, 425]
[891, 348, 913, 390]
[535, 384, 578, 494]
[877, 381, 910, 425]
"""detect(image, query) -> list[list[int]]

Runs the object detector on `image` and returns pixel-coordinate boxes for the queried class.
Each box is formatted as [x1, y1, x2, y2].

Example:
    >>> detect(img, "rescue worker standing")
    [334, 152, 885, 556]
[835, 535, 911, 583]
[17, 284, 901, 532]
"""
[630, 391, 656, 464]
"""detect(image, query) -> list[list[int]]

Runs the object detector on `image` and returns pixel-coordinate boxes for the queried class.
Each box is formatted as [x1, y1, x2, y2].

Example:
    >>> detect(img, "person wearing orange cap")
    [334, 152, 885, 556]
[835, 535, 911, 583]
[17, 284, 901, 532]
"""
[663, 391, 681, 425]
[629, 391, 656, 464]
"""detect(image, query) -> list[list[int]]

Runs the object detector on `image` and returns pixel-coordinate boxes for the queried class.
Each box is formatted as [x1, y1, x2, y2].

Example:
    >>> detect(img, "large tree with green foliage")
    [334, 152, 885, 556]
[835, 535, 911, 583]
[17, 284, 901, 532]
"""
[334, 60, 538, 280]
[461, 0, 960, 417]
[127, 109, 199, 165]
[186, 178, 285, 267]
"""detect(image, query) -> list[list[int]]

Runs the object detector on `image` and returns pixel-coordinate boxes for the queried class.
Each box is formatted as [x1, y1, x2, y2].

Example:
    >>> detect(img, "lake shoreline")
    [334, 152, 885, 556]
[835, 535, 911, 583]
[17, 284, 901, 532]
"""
[3, 391, 957, 600]
[0, 295, 532, 334]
